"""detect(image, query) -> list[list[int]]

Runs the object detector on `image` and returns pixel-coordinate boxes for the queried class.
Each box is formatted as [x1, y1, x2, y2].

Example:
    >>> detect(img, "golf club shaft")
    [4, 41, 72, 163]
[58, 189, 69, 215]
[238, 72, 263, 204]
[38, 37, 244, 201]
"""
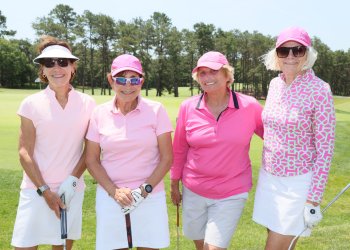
[125, 213, 133, 249]
[288, 183, 350, 250]
[176, 204, 180, 250]
[321, 183, 350, 213]
[60, 194, 67, 250]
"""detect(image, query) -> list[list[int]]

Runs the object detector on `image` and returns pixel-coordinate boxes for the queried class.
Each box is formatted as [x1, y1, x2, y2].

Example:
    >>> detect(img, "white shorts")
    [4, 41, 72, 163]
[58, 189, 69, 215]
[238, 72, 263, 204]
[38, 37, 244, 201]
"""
[11, 189, 84, 247]
[182, 186, 248, 248]
[95, 186, 170, 250]
[253, 168, 312, 236]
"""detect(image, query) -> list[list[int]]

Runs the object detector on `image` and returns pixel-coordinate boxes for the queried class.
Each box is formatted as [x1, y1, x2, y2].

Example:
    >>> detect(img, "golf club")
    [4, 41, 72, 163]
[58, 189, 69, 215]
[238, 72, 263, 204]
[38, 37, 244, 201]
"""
[288, 183, 350, 250]
[125, 213, 133, 249]
[176, 204, 180, 250]
[60, 194, 67, 250]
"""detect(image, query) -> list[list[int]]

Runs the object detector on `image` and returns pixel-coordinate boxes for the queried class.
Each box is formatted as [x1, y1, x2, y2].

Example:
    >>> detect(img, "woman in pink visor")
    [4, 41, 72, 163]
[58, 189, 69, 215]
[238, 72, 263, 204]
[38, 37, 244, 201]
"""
[11, 36, 96, 249]
[253, 27, 336, 249]
[85, 54, 173, 249]
[171, 51, 264, 250]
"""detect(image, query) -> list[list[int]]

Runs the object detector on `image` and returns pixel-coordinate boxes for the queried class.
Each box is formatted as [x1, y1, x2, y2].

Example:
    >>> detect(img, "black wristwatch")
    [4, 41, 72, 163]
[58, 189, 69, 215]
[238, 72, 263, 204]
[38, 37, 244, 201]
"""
[141, 183, 153, 194]
[37, 184, 50, 196]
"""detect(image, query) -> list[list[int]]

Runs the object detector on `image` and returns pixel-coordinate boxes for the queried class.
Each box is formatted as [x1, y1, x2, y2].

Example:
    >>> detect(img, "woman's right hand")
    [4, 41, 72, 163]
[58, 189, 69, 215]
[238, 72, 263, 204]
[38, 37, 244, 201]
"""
[43, 190, 65, 218]
[171, 180, 182, 205]
[113, 187, 134, 207]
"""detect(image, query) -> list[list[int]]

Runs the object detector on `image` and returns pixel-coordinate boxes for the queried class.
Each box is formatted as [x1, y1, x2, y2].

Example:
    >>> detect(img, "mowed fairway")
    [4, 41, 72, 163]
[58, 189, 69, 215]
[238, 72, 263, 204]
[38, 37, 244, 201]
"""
[0, 87, 349, 250]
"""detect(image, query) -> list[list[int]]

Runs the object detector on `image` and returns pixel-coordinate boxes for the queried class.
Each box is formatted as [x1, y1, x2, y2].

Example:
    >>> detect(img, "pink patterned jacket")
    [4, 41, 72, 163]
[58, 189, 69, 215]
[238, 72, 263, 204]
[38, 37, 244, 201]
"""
[262, 69, 336, 203]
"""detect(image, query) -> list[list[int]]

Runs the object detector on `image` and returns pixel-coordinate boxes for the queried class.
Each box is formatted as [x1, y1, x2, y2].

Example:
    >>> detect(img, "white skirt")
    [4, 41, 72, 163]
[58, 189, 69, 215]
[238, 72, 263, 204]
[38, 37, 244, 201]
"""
[11, 189, 84, 247]
[253, 168, 312, 236]
[96, 186, 170, 250]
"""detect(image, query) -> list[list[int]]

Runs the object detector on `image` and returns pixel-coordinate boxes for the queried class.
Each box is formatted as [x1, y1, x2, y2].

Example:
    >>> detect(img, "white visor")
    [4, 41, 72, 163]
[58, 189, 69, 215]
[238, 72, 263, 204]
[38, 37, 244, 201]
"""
[33, 45, 79, 64]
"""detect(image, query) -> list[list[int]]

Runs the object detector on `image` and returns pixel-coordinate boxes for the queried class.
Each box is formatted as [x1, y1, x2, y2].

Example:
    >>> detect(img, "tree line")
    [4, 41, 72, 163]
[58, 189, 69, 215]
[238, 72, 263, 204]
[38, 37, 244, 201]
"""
[1, 5, 349, 97]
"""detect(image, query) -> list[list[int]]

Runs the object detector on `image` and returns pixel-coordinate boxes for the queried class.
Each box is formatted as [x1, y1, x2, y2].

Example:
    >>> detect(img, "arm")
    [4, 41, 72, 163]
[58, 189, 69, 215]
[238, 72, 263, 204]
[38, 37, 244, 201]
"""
[170, 105, 189, 205]
[254, 100, 264, 139]
[307, 87, 336, 205]
[144, 132, 173, 192]
[85, 139, 133, 206]
[18, 116, 63, 217]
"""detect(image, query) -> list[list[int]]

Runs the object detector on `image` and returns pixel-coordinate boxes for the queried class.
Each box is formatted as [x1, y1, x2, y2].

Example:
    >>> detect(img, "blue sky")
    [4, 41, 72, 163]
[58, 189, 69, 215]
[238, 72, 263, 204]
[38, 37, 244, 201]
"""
[2, 0, 349, 51]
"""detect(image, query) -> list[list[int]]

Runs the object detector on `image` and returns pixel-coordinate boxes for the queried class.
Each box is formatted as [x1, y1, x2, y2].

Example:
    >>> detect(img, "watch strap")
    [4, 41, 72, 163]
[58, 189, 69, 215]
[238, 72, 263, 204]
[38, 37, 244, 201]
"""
[37, 184, 50, 196]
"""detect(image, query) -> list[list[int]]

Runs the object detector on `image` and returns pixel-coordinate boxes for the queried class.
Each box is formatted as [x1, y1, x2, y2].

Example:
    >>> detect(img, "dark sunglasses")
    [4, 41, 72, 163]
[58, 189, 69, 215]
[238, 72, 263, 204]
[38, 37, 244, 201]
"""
[113, 77, 143, 86]
[276, 46, 307, 58]
[41, 58, 70, 68]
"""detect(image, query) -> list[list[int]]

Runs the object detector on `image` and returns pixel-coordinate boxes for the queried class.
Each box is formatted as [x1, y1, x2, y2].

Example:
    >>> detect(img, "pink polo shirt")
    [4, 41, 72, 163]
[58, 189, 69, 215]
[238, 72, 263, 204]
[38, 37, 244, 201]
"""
[17, 85, 96, 192]
[86, 96, 173, 193]
[171, 90, 264, 199]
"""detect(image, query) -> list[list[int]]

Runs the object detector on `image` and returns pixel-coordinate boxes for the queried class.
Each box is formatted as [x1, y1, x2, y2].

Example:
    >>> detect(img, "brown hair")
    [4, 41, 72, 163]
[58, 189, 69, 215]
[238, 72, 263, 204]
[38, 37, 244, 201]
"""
[37, 35, 77, 83]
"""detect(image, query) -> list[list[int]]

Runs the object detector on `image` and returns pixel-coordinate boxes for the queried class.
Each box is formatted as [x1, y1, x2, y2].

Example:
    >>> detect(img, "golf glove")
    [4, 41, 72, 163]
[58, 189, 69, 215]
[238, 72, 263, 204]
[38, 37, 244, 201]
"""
[58, 175, 78, 208]
[121, 188, 145, 214]
[304, 203, 322, 228]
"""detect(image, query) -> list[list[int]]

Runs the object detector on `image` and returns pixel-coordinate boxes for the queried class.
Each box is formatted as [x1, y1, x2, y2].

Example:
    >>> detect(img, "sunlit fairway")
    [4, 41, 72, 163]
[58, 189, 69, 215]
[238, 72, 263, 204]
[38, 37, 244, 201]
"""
[0, 87, 349, 249]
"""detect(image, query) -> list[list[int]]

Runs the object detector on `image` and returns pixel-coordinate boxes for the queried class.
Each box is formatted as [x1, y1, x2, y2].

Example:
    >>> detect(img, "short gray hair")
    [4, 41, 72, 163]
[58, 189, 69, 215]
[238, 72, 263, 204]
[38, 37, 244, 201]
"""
[262, 47, 318, 71]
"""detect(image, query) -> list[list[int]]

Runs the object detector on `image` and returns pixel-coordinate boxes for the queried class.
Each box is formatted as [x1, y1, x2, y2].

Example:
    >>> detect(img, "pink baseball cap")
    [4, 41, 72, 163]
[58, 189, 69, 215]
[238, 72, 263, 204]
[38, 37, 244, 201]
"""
[276, 27, 312, 48]
[111, 54, 143, 76]
[192, 51, 229, 73]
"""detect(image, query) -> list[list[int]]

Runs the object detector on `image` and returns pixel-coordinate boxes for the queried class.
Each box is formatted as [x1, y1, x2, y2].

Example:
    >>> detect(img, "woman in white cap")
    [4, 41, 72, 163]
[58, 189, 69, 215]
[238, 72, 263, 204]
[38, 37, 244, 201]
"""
[85, 54, 173, 249]
[11, 36, 96, 250]
[252, 27, 336, 249]
[170, 51, 264, 250]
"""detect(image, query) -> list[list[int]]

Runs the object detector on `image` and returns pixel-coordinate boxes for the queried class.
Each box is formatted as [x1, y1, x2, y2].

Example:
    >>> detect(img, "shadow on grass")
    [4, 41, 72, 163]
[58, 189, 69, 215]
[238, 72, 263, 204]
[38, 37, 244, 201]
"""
[335, 109, 350, 115]
[0, 169, 22, 249]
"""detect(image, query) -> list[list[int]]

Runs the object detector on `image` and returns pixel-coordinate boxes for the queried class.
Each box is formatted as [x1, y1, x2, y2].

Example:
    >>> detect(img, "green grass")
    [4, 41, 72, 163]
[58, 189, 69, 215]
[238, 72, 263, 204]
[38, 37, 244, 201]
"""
[0, 87, 349, 249]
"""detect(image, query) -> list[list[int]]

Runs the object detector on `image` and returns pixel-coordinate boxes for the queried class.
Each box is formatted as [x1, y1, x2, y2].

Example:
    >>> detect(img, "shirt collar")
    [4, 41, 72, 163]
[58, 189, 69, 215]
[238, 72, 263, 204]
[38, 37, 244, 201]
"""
[278, 69, 314, 84]
[195, 89, 239, 110]
[44, 84, 74, 97]
[110, 95, 143, 114]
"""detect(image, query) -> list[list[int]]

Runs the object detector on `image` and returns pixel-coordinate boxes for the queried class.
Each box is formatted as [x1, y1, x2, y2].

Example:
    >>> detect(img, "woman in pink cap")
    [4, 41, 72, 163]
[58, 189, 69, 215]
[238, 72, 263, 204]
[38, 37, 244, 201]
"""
[85, 54, 173, 249]
[253, 27, 336, 249]
[170, 51, 264, 250]
[11, 36, 96, 249]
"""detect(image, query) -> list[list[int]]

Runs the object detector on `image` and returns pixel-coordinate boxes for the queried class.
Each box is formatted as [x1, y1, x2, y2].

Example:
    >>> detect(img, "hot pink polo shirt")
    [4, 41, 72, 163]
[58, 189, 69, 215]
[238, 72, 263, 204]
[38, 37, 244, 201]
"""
[86, 96, 173, 193]
[17, 85, 96, 192]
[171, 90, 264, 199]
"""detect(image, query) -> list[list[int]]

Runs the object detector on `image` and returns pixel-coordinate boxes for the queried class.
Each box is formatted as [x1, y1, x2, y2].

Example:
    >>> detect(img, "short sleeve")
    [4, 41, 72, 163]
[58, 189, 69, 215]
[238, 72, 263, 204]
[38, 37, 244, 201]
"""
[86, 108, 100, 143]
[155, 104, 173, 136]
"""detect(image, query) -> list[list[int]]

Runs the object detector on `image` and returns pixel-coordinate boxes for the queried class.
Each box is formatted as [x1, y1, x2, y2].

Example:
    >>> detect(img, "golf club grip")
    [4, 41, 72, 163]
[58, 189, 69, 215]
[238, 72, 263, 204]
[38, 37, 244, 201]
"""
[60, 195, 68, 239]
[125, 214, 133, 248]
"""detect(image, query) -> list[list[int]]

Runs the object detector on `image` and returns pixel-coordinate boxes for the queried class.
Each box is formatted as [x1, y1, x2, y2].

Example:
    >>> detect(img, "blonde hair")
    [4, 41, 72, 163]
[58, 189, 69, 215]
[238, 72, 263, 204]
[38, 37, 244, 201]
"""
[262, 46, 318, 71]
[36, 35, 78, 83]
[192, 65, 235, 86]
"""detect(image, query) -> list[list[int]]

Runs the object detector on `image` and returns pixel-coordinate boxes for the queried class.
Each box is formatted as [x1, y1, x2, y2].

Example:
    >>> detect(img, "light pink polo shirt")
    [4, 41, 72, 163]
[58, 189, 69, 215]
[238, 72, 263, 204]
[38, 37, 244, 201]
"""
[17, 85, 96, 192]
[86, 96, 173, 193]
[171, 90, 264, 199]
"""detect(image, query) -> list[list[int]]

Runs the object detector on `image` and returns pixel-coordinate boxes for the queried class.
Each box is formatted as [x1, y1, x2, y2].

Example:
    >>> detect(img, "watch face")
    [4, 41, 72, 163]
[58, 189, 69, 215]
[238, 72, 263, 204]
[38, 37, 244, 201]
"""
[145, 184, 153, 193]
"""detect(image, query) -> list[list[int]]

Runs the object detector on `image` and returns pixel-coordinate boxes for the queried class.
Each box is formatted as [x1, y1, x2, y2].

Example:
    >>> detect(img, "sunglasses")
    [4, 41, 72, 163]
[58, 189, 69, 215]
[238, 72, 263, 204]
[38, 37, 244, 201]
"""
[276, 46, 307, 58]
[113, 77, 143, 86]
[41, 58, 70, 68]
